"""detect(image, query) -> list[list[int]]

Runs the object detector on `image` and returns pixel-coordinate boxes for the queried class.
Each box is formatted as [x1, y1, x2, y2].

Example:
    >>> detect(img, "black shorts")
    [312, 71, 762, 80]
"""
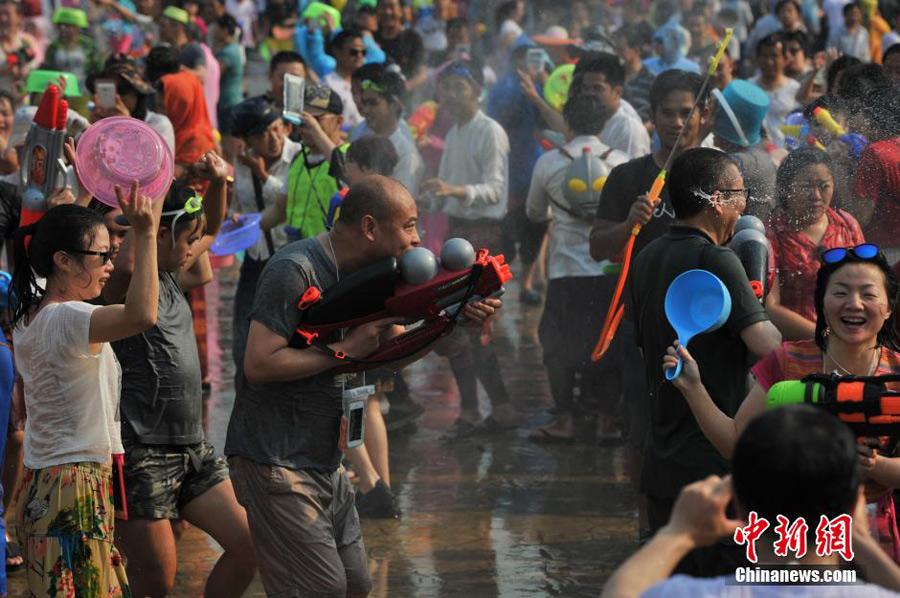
[122, 439, 230, 519]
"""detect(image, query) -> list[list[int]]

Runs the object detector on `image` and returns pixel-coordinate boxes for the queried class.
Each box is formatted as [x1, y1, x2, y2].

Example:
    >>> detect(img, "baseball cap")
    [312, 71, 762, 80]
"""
[231, 96, 281, 138]
[53, 7, 89, 28]
[304, 84, 343, 115]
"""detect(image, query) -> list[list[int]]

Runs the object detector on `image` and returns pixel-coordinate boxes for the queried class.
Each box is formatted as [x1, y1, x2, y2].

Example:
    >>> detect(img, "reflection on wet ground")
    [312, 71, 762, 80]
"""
[9, 260, 637, 597]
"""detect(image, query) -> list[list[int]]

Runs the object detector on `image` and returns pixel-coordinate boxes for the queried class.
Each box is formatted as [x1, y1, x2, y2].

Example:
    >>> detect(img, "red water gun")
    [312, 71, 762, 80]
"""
[408, 100, 437, 140]
[289, 244, 512, 373]
[19, 84, 69, 228]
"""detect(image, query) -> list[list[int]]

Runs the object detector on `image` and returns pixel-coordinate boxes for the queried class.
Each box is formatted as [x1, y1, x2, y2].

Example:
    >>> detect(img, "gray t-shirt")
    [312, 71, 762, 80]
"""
[225, 238, 353, 471]
[113, 271, 203, 445]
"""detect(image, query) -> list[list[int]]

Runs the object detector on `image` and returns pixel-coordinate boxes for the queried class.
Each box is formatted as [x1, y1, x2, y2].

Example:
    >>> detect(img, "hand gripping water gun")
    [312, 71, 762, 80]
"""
[591, 28, 733, 362]
[288, 238, 512, 373]
[811, 107, 868, 161]
[781, 119, 826, 152]
[767, 373, 900, 438]
[19, 84, 70, 227]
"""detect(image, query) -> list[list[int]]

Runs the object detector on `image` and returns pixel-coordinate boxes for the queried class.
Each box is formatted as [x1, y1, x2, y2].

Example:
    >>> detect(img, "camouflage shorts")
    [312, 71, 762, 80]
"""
[122, 439, 229, 519]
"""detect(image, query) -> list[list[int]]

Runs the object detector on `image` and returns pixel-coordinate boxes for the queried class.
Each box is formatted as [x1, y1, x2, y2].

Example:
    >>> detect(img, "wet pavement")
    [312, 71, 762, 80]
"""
[8, 258, 638, 597]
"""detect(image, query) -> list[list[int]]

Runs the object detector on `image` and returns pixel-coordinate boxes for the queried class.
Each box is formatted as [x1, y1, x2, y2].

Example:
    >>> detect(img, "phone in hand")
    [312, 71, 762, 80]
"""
[283, 73, 305, 125]
[96, 80, 117, 110]
[526, 48, 545, 76]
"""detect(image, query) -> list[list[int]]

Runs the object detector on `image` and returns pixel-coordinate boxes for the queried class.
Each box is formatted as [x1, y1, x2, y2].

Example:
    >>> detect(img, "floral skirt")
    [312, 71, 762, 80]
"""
[15, 462, 131, 598]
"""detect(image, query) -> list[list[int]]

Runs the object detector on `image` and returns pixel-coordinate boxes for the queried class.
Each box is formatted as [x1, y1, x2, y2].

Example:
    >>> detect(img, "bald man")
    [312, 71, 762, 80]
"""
[225, 176, 500, 597]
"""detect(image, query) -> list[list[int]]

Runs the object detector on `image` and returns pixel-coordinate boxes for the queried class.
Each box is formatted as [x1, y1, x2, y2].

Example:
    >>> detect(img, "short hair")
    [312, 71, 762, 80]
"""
[215, 13, 238, 36]
[733, 406, 860, 525]
[614, 23, 646, 50]
[146, 46, 181, 82]
[883, 42, 900, 62]
[269, 50, 306, 74]
[780, 29, 809, 55]
[347, 136, 399, 176]
[826, 54, 861, 91]
[437, 57, 484, 88]
[562, 94, 611, 136]
[572, 52, 625, 88]
[352, 61, 388, 83]
[843, 1, 862, 16]
[338, 175, 403, 224]
[179, 42, 206, 69]
[649, 69, 706, 116]
[835, 63, 890, 108]
[668, 148, 737, 219]
[328, 26, 364, 54]
[756, 32, 784, 57]
[775, 0, 800, 13]
[365, 70, 406, 109]
[357, 5, 376, 16]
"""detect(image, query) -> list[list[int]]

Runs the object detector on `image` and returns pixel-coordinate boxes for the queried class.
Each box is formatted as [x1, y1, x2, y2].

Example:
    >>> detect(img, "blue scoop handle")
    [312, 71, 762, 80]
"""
[664, 334, 692, 381]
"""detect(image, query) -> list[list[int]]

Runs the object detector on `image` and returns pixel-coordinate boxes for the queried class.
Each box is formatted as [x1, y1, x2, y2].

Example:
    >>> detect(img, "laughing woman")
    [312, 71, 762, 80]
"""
[10, 184, 160, 597]
[664, 246, 900, 561]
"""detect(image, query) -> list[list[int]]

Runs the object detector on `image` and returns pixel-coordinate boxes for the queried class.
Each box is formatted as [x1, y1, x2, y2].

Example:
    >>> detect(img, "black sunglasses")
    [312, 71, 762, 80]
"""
[348, 49, 366, 57]
[71, 249, 113, 264]
[821, 244, 880, 264]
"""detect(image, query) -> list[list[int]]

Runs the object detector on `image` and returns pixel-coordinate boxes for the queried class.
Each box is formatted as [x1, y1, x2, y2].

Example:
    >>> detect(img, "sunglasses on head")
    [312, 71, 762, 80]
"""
[821, 243, 880, 264]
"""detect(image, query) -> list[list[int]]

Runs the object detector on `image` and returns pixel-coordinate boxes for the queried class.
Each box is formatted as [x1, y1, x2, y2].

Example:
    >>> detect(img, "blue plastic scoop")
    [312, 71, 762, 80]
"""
[664, 269, 732, 380]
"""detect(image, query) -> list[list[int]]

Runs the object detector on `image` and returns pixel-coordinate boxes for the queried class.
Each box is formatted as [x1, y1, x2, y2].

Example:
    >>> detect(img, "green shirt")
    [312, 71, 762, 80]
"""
[216, 42, 244, 108]
[285, 145, 348, 241]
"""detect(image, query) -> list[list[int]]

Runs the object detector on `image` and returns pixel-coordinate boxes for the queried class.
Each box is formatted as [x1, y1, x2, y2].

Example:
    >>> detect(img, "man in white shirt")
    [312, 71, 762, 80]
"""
[571, 53, 651, 159]
[421, 58, 516, 438]
[355, 69, 425, 194]
[602, 406, 900, 598]
[526, 94, 629, 443]
[229, 96, 302, 364]
[323, 28, 365, 129]
[827, 2, 871, 62]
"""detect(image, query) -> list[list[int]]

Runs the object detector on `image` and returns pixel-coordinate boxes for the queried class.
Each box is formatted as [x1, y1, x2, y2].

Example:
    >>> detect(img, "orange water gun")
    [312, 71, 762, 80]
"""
[591, 29, 733, 362]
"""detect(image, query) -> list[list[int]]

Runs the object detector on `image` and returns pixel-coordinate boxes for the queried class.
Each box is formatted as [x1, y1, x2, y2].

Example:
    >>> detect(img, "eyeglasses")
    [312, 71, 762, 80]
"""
[821, 243, 880, 264]
[718, 188, 749, 200]
[70, 249, 112, 264]
[361, 79, 384, 93]
[348, 48, 366, 57]
[161, 193, 203, 245]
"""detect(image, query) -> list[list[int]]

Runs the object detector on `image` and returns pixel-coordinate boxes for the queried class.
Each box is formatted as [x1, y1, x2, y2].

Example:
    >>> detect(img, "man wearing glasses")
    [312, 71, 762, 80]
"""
[324, 28, 367, 128]
[629, 147, 781, 576]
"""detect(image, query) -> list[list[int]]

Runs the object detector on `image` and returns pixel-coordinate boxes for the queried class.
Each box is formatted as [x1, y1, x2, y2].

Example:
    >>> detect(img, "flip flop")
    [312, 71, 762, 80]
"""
[529, 427, 576, 444]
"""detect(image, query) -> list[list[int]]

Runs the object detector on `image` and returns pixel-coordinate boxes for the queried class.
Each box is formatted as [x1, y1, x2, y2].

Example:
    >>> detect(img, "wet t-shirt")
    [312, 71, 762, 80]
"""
[226, 238, 353, 471]
[113, 271, 203, 445]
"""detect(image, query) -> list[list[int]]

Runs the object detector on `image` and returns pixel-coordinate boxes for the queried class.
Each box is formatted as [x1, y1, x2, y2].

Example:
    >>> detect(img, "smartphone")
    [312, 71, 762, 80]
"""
[96, 80, 117, 110]
[526, 48, 544, 76]
[455, 44, 470, 60]
[282, 73, 305, 125]
[340, 385, 373, 450]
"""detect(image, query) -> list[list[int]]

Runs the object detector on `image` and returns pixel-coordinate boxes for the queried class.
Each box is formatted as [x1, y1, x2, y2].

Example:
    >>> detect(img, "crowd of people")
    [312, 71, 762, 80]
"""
[4, 0, 900, 595]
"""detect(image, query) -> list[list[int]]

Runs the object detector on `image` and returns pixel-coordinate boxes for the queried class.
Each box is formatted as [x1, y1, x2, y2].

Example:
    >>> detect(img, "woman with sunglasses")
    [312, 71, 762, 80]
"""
[103, 154, 257, 598]
[765, 148, 865, 340]
[9, 184, 160, 596]
[663, 244, 900, 561]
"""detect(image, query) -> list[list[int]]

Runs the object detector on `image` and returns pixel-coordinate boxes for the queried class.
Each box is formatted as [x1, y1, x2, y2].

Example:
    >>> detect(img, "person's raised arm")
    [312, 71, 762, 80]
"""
[662, 342, 768, 458]
[765, 274, 817, 340]
[601, 476, 741, 598]
[517, 68, 565, 133]
[88, 182, 160, 344]
[183, 151, 229, 270]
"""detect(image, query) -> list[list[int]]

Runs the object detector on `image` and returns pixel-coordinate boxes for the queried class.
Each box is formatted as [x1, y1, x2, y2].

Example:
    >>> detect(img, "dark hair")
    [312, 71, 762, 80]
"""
[328, 26, 364, 55]
[775, 0, 801, 14]
[357, 5, 376, 17]
[347, 135, 399, 176]
[179, 42, 207, 70]
[113, 77, 150, 121]
[862, 84, 900, 139]
[87, 198, 115, 215]
[215, 13, 238, 36]
[649, 69, 706, 116]
[733, 406, 860, 525]
[562, 94, 611, 136]
[338, 175, 402, 224]
[835, 63, 890, 109]
[146, 46, 181, 82]
[0, 90, 14, 111]
[494, 0, 519, 30]
[883, 42, 900, 63]
[826, 55, 861, 92]
[668, 148, 737, 219]
[775, 148, 837, 212]
[813, 251, 900, 351]
[756, 31, 784, 57]
[572, 52, 625, 89]
[11, 205, 105, 325]
[843, 1, 862, 16]
[614, 23, 645, 50]
[780, 29, 809, 55]
[437, 58, 484, 88]
[352, 61, 388, 83]
[268, 50, 307, 75]
[364, 70, 406, 114]
[802, 94, 836, 121]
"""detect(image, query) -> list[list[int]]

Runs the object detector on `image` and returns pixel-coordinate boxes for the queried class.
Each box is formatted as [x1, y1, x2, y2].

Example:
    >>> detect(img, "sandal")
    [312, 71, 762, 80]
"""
[6, 540, 23, 572]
